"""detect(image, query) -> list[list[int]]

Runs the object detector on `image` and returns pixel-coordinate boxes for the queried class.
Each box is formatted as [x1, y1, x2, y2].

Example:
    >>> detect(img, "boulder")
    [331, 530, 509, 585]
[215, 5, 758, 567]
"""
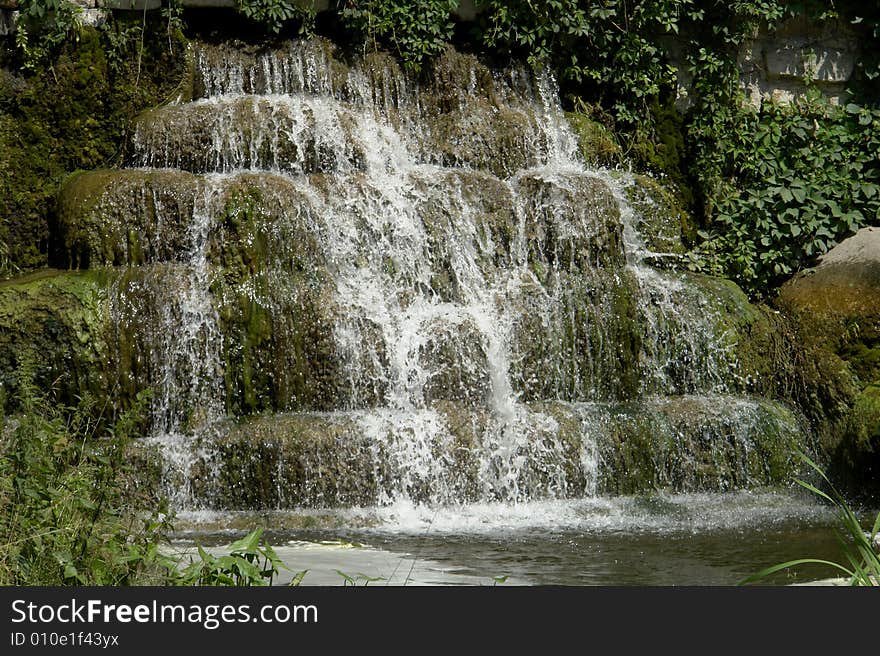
[777, 227, 880, 493]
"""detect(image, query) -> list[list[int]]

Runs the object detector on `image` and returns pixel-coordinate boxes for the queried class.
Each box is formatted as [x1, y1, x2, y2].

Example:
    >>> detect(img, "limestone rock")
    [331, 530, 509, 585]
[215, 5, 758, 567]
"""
[777, 227, 880, 493]
[780, 227, 880, 346]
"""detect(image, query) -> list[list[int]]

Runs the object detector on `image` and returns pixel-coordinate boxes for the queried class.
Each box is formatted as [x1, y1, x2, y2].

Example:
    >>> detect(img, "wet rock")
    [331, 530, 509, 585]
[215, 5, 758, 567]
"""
[555, 396, 806, 495]
[419, 317, 491, 407]
[777, 227, 880, 493]
[565, 111, 621, 167]
[183, 395, 807, 509]
[510, 270, 642, 403]
[515, 172, 624, 271]
[624, 174, 694, 264]
[58, 169, 199, 267]
[131, 96, 367, 174]
[191, 38, 349, 100]
[0, 270, 115, 411]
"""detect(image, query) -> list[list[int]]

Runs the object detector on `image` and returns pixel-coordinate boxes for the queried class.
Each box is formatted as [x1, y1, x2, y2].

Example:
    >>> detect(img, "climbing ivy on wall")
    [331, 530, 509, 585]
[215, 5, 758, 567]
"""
[691, 95, 880, 290]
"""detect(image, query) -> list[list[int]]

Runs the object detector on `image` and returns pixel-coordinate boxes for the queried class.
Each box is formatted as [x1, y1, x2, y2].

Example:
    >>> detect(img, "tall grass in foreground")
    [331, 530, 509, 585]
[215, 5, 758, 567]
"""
[741, 452, 880, 586]
[0, 370, 299, 586]
[0, 371, 177, 585]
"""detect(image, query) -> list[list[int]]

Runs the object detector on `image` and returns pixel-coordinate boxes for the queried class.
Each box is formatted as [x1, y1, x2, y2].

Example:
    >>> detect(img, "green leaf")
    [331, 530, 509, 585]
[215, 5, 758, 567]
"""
[289, 570, 308, 586]
[738, 558, 855, 585]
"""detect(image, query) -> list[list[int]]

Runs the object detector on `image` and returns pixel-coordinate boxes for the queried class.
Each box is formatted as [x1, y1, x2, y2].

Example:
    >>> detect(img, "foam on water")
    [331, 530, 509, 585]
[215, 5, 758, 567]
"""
[176, 490, 834, 536]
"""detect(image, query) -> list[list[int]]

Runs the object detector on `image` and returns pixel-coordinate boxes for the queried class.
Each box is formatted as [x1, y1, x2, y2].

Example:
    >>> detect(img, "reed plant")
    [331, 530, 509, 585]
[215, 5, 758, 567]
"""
[741, 452, 879, 586]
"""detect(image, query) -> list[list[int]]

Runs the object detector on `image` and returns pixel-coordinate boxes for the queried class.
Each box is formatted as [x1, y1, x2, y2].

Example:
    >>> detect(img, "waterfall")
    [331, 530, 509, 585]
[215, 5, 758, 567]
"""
[60, 38, 805, 509]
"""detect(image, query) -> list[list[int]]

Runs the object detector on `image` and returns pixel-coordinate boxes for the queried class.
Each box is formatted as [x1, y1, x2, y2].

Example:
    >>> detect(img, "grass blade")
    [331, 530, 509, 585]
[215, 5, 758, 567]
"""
[738, 558, 855, 585]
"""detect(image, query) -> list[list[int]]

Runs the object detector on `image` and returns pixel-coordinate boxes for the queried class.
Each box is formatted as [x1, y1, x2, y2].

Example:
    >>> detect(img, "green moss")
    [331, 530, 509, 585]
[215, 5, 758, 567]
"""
[0, 269, 116, 413]
[590, 397, 806, 495]
[57, 169, 199, 267]
[428, 103, 535, 177]
[627, 99, 692, 206]
[194, 414, 379, 510]
[565, 111, 621, 167]
[511, 269, 642, 402]
[626, 174, 696, 257]
[773, 262, 880, 497]
[210, 183, 354, 416]
[0, 20, 188, 273]
[516, 172, 623, 272]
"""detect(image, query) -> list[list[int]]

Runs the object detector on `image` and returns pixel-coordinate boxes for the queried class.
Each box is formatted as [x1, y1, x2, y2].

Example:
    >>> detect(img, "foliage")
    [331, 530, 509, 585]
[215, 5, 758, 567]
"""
[160, 0, 186, 51]
[690, 94, 880, 293]
[14, 0, 83, 71]
[0, 370, 178, 585]
[335, 569, 384, 586]
[340, 0, 458, 73]
[236, 0, 316, 35]
[0, 370, 306, 586]
[177, 529, 304, 586]
[479, 0, 698, 125]
[741, 452, 879, 586]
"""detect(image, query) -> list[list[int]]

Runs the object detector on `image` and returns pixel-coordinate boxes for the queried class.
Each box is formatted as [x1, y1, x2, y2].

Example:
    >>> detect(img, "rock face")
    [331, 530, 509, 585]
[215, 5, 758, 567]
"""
[0, 10, 16, 36]
[0, 38, 828, 509]
[670, 15, 863, 110]
[0, 270, 116, 412]
[777, 227, 880, 493]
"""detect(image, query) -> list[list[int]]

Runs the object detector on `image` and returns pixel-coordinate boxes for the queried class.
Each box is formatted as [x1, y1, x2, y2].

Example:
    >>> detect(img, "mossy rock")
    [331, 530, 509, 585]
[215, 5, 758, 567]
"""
[416, 169, 517, 300]
[193, 408, 483, 509]
[0, 269, 116, 411]
[208, 179, 358, 416]
[777, 228, 880, 386]
[510, 269, 642, 402]
[214, 270, 357, 417]
[419, 317, 491, 407]
[425, 102, 538, 177]
[578, 396, 807, 495]
[191, 38, 350, 100]
[775, 229, 880, 496]
[0, 22, 188, 273]
[515, 172, 623, 272]
[175, 395, 807, 510]
[565, 111, 621, 167]
[187, 402, 594, 509]
[418, 46, 555, 177]
[625, 174, 696, 261]
[131, 96, 367, 174]
[57, 169, 200, 267]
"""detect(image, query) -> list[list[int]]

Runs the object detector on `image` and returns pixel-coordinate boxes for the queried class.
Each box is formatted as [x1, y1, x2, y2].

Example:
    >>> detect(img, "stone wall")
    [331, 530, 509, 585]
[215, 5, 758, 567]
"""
[0, 1, 104, 32]
[739, 16, 858, 108]
[673, 16, 861, 111]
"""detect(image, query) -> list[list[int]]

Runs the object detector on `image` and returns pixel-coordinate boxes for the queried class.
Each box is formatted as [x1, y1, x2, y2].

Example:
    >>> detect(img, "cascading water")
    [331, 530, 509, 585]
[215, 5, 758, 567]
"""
[62, 38, 807, 511]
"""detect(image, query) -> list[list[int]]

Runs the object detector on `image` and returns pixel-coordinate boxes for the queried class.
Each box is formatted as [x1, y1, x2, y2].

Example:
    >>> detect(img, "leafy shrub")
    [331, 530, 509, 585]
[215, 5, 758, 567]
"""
[690, 94, 880, 293]
[478, 0, 695, 125]
[177, 529, 304, 586]
[0, 372, 177, 585]
[14, 0, 85, 71]
[236, 0, 315, 35]
[340, 0, 459, 73]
